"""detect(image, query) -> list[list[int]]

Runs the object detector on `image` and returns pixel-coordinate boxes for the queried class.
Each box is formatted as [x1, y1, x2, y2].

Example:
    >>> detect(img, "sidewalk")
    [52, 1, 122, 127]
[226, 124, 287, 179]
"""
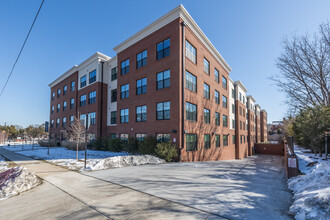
[0, 148, 225, 220]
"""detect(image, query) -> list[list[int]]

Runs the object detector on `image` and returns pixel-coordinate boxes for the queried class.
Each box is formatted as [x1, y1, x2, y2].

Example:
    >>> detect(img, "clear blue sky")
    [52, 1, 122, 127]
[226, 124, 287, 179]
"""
[0, 0, 329, 127]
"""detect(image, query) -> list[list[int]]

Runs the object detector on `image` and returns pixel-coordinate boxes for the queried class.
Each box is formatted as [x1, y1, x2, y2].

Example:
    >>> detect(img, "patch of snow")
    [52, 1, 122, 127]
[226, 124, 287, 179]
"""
[0, 167, 40, 200]
[288, 145, 330, 220]
[4, 145, 165, 171]
[85, 155, 165, 171]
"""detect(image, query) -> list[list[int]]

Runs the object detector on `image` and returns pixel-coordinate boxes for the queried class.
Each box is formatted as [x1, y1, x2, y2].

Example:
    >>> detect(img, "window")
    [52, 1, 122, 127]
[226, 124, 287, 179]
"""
[186, 134, 197, 151]
[121, 59, 129, 75]
[110, 133, 117, 139]
[136, 134, 147, 141]
[215, 90, 220, 104]
[215, 112, 220, 126]
[243, 96, 245, 104]
[232, 135, 236, 145]
[186, 40, 196, 63]
[63, 101, 67, 111]
[80, 114, 86, 126]
[222, 76, 227, 89]
[232, 89, 235, 99]
[70, 116, 74, 123]
[204, 108, 210, 124]
[62, 117, 66, 127]
[222, 95, 227, 108]
[51, 120, 54, 128]
[232, 104, 235, 114]
[120, 84, 129, 99]
[120, 134, 129, 141]
[80, 75, 87, 88]
[89, 112, 96, 125]
[56, 118, 60, 128]
[71, 81, 75, 91]
[203, 58, 210, 74]
[223, 115, 228, 127]
[70, 98, 74, 109]
[120, 109, 129, 123]
[157, 38, 170, 60]
[223, 135, 228, 146]
[57, 104, 60, 112]
[136, 105, 147, 122]
[52, 92, 55, 100]
[204, 83, 210, 99]
[63, 86, 67, 95]
[136, 78, 147, 95]
[136, 50, 147, 68]
[204, 134, 210, 149]
[57, 89, 61, 98]
[215, 135, 220, 147]
[111, 67, 117, 81]
[157, 70, 170, 90]
[51, 106, 54, 114]
[186, 102, 197, 121]
[215, 69, 219, 83]
[157, 134, 170, 142]
[186, 71, 197, 92]
[111, 89, 117, 102]
[111, 111, 117, 124]
[156, 101, 170, 120]
[232, 119, 235, 129]
[80, 95, 86, 106]
[89, 70, 96, 84]
[89, 91, 96, 104]
[239, 92, 242, 101]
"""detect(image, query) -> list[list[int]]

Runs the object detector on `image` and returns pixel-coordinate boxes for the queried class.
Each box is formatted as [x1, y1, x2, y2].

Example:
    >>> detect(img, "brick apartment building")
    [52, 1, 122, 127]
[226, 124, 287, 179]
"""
[48, 5, 268, 161]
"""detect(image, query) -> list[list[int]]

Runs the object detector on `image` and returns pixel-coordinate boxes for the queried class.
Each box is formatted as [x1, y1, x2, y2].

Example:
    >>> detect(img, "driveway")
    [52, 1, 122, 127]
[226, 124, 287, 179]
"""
[83, 154, 293, 220]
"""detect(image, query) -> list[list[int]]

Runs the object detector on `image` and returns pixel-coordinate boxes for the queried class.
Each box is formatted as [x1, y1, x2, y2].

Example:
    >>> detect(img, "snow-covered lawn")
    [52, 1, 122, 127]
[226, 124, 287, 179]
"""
[288, 145, 330, 220]
[4, 144, 165, 171]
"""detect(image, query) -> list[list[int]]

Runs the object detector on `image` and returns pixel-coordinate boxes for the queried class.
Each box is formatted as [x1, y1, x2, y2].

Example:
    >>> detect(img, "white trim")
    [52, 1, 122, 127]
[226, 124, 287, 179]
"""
[247, 95, 256, 103]
[234, 80, 247, 93]
[49, 52, 111, 88]
[113, 4, 231, 73]
[49, 65, 78, 88]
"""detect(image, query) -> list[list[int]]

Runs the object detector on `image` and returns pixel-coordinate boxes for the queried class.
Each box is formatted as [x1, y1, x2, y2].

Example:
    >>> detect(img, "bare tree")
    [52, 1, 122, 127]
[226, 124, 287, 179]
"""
[66, 116, 86, 161]
[272, 22, 330, 112]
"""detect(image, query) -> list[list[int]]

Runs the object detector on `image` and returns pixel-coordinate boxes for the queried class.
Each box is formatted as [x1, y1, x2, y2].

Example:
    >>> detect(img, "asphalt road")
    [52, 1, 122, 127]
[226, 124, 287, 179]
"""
[0, 148, 226, 220]
[83, 154, 293, 220]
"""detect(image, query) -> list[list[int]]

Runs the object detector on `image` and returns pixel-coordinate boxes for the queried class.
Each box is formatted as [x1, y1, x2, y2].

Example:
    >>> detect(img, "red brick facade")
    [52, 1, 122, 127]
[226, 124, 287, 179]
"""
[48, 5, 268, 162]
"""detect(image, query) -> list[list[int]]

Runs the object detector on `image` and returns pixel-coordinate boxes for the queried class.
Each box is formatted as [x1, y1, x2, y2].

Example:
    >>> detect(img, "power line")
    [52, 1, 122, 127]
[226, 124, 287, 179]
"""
[0, 0, 45, 98]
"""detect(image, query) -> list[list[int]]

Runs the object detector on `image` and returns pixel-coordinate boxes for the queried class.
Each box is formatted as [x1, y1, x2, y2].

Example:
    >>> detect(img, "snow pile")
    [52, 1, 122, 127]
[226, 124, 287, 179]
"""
[0, 167, 40, 200]
[4, 145, 165, 171]
[86, 155, 165, 171]
[0, 155, 9, 172]
[288, 145, 330, 220]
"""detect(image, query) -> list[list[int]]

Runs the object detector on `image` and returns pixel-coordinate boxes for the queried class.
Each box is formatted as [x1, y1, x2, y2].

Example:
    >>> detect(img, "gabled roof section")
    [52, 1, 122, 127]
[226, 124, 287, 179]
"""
[113, 4, 231, 73]
[49, 52, 111, 88]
